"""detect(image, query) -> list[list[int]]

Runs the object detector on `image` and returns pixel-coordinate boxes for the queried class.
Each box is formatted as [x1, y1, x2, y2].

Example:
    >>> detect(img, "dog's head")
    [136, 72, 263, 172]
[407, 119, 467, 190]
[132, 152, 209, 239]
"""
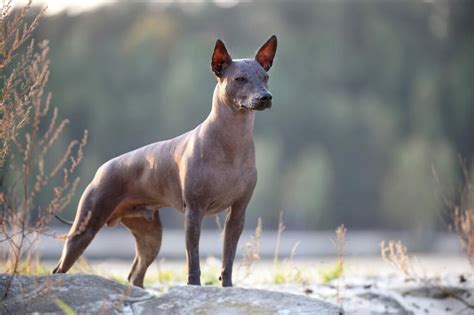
[211, 35, 277, 111]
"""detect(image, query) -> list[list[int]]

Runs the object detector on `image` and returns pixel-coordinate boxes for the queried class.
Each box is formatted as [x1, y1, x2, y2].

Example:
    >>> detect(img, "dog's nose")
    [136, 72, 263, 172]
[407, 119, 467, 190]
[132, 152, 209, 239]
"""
[259, 94, 272, 102]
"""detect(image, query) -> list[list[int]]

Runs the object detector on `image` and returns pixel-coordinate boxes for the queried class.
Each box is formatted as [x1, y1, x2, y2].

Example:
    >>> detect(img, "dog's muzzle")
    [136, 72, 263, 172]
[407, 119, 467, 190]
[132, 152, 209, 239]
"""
[241, 94, 272, 111]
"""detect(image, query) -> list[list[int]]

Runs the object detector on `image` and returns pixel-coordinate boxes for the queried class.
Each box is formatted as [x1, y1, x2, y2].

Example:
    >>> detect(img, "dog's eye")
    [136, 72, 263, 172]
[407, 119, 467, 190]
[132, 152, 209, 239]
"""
[235, 77, 247, 83]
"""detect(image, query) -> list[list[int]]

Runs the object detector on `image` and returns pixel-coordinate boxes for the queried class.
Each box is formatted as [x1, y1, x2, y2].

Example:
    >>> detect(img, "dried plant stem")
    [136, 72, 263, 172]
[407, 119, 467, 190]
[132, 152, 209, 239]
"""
[238, 218, 262, 282]
[0, 0, 87, 298]
[434, 157, 474, 268]
[274, 211, 285, 265]
[381, 240, 416, 280]
[215, 214, 224, 240]
[335, 224, 346, 305]
[452, 208, 474, 267]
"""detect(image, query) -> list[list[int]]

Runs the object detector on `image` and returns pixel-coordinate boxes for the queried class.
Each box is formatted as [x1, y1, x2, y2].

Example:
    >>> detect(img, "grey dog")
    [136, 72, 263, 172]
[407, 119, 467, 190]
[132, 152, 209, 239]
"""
[52, 35, 278, 288]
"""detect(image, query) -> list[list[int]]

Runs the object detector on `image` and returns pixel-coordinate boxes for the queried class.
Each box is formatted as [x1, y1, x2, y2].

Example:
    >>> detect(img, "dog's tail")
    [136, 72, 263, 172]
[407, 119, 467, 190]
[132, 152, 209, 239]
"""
[55, 214, 74, 225]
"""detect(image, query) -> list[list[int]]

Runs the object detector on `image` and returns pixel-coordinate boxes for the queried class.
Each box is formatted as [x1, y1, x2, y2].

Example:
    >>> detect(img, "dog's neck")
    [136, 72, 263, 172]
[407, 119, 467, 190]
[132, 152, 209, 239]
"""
[201, 85, 255, 150]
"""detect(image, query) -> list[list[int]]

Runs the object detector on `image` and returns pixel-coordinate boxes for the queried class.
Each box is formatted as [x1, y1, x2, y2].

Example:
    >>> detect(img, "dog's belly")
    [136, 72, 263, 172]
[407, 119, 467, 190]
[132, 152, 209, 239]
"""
[205, 194, 238, 215]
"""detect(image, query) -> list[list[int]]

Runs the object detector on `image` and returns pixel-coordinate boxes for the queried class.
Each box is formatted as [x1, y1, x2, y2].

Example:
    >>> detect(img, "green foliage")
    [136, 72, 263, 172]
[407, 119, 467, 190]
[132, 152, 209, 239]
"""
[272, 270, 287, 285]
[53, 299, 76, 315]
[108, 275, 128, 285]
[201, 257, 221, 286]
[156, 269, 176, 284]
[202, 273, 220, 286]
[3, 259, 50, 275]
[318, 263, 344, 284]
[144, 269, 186, 285]
[271, 262, 309, 285]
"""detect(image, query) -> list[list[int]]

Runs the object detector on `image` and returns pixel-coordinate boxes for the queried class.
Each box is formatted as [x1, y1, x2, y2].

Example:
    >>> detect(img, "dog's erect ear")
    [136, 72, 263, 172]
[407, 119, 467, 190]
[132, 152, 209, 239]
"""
[211, 39, 232, 76]
[255, 35, 277, 72]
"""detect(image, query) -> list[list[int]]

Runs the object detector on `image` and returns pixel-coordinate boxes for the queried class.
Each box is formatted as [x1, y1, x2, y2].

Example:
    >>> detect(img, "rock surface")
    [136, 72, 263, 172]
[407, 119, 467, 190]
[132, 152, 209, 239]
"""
[136, 285, 342, 314]
[0, 274, 152, 314]
[0, 274, 343, 314]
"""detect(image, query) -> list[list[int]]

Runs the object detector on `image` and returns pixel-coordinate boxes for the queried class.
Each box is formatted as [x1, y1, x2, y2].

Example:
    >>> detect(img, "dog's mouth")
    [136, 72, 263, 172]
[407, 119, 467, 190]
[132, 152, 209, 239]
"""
[239, 102, 271, 111]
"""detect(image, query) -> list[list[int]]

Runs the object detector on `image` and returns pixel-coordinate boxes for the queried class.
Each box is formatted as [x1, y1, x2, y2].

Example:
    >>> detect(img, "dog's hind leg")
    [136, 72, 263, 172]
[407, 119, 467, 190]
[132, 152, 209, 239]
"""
[52, 187, 118, 274]
[122, 211, 162, 288]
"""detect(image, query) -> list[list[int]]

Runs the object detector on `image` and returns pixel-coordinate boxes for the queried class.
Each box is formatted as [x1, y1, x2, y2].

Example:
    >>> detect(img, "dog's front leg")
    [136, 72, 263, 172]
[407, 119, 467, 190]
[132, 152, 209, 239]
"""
[185, 207, 204, 285]
[220, 203, 246, 287]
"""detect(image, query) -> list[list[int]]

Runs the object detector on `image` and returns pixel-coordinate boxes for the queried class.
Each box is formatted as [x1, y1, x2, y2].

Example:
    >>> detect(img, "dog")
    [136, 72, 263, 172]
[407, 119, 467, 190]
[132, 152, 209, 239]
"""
[52, 35, 277, 288]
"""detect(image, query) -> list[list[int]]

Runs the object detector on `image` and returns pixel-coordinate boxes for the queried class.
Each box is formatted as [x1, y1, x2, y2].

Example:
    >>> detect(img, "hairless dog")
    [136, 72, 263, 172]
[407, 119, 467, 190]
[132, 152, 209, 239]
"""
[52, 35, 277, 288]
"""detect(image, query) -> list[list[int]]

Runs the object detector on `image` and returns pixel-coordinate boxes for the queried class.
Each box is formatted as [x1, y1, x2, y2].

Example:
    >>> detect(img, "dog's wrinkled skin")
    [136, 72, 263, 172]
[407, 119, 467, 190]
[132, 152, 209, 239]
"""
[52, 36, 277, 288]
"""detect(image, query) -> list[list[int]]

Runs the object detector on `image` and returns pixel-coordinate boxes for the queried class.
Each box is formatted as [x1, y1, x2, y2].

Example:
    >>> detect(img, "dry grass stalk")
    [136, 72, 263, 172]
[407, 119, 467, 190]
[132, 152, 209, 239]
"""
[238, 217, 262, 281]
[273, 211, 285, 265]
[0, 1, 45, 72]
[335, 224, 346, 273]
[334, 224, 346, 304]
[452, 207, 474, 267]
[288, 240, 300, 262]
[381, 240, 416, 280]
[0, 0, 87, 297]
[215, 214, 224, 240]
[434, 157, 474, 268]
[450, 158, 473, 268]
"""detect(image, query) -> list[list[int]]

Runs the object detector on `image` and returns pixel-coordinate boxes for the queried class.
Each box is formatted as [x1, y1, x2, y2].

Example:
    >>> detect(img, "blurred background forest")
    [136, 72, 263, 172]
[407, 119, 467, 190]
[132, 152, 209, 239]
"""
[22, 0, 473, 231]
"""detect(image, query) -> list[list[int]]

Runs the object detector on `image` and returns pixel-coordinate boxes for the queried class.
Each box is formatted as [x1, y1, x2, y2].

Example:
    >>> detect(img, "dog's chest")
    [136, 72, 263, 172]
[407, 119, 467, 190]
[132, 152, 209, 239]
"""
[182, 148, 256, 212]
[206, 169, 251, 214]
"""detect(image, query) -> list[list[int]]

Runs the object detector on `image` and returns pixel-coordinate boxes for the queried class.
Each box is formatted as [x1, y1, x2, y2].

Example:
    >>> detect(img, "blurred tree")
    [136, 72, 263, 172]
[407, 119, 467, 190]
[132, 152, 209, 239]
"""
[282, 146, 333, 229]
[381, 137, 456, 229]
[23, 0, 473, 230]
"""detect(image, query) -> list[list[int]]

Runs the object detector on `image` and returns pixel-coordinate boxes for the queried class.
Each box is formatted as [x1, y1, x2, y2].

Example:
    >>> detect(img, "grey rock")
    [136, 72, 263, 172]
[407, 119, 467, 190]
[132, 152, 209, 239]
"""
[0, 273, 153, 314]
[355, 292, 414, 315]
[136, 285, 343, 314]
[0, 274, 343, 314]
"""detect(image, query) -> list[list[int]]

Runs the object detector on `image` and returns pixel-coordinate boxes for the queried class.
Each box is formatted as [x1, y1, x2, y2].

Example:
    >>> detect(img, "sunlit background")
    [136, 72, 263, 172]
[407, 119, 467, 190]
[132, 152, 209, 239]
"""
[19, 0, 473, 239]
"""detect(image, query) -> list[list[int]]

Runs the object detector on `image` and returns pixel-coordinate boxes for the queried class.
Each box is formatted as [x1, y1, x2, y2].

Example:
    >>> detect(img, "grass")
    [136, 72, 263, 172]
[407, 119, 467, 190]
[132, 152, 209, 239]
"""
[53, 298, 76, 315]
[452, 208, 474, 268]
[238, 217, 262, 283]
[270, 212, 306, 285]
[3, 220, 467, 290]
[434, 157, 474, 269]
[318, 225, 346, 290]
[318, 263, 343, 284]
[0, 251, 49, 275]
[70, 256, 97, 275]
[274, 211, 285, 265]
[144, 259, 187, 286]
[381, 240, 417, 280]
[1, 215, 313, 288]
[5, 209, 472, 312]
[201, 257, 221, 285]
[272, 265, 308, 285]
